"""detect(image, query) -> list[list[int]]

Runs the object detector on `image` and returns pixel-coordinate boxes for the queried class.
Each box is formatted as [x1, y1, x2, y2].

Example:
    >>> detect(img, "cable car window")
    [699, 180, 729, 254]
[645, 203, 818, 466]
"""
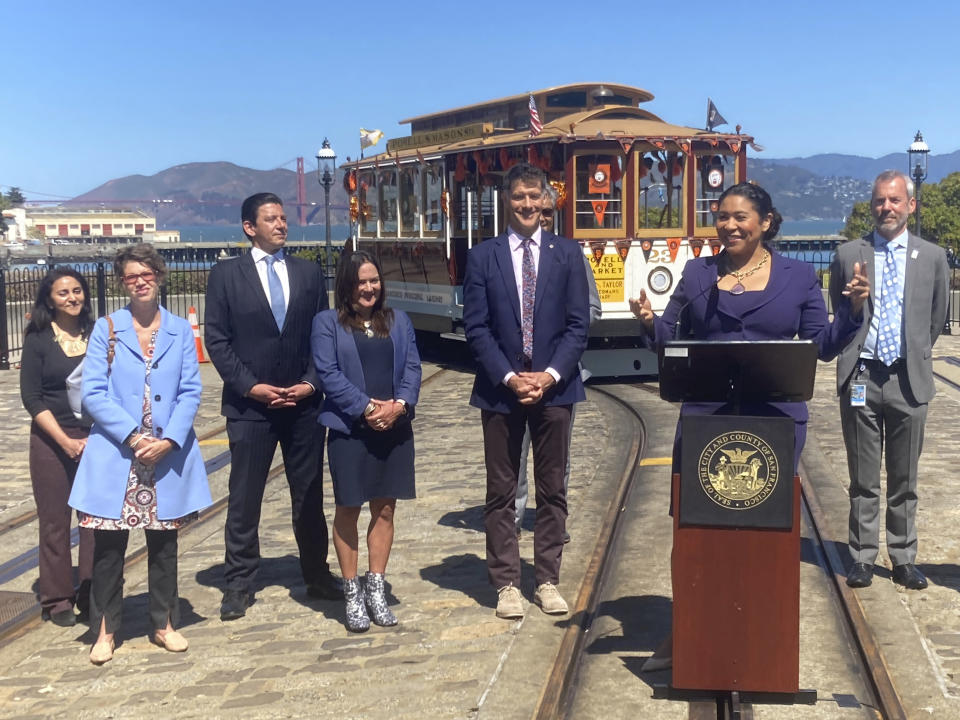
[695, 154, 736, 230]
[574, 153, 624, 232]
[359, 170, 377, 236]
[399, 165, 421, 236]
[637, 151, 684, 233]
[547, 91, 587, 108]
[424, 163, 443, 235]
[379, 169, 398, 235]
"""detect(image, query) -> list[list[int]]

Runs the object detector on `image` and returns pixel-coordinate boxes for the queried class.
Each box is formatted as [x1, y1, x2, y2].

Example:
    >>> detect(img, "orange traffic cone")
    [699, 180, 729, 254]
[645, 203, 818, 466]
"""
[187, 306, 208, 363]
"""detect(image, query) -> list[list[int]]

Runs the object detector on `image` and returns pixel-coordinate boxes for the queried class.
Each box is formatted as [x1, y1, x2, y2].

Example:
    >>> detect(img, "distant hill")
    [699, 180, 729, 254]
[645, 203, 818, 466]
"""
[756, 150, 960, 184]
[71, 161, 349, 227]
[68, 150, 960, 226]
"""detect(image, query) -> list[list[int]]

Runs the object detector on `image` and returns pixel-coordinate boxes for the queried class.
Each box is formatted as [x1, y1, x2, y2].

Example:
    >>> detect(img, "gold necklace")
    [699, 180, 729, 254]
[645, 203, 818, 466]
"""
[51, 321, 87, 357]
[726, 250, 769, 295]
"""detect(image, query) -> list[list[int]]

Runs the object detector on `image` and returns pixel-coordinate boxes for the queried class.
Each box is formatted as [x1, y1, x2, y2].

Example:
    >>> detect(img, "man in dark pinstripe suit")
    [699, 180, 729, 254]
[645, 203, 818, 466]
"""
[205, 193, 341, 621]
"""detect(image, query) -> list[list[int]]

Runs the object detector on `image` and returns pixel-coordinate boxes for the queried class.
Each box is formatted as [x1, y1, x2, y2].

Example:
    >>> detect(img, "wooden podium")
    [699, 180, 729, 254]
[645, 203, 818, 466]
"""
[658, 340, 818, 701]
[672, 472, 801, 692]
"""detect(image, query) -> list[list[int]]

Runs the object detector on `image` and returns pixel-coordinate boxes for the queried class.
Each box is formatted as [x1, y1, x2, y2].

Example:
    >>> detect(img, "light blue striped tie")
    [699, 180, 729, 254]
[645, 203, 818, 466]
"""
[265, 253, 286, 331]
[876, 245, 901, 365]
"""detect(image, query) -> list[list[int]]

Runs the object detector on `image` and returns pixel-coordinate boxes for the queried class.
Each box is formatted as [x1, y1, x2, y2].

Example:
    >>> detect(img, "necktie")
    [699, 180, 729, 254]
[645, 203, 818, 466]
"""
[876, 244, 902, 365]
[265, 254, 286, 331]
[521, 238, 536, 364]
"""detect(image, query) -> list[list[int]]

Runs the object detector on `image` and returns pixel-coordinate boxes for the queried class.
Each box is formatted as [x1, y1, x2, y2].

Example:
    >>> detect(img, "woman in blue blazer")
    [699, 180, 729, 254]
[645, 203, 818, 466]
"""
[311, 251, 421, 632]
[70, 244, 212, 664]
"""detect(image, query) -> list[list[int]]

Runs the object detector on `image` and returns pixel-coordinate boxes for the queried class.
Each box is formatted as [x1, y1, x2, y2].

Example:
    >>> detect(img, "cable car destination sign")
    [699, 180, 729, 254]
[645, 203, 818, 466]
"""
[386, 123, 494, 154]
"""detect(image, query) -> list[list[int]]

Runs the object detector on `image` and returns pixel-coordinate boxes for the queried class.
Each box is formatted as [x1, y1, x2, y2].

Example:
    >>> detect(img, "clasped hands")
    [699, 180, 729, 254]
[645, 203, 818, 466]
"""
[508, 372, 555, 405]
[248, 382, 314, 409]
[364, 399, 406, 431]
[128, 432, 174, 465]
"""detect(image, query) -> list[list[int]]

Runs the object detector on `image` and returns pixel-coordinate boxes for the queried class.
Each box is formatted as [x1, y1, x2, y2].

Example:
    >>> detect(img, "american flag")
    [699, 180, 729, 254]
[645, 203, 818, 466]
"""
[528, 93, 542, 136]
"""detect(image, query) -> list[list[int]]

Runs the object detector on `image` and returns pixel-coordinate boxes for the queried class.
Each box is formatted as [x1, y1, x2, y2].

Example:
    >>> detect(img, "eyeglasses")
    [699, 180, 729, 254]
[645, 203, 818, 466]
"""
[121, 271, 157, 286]
[541, 209, 555, 218]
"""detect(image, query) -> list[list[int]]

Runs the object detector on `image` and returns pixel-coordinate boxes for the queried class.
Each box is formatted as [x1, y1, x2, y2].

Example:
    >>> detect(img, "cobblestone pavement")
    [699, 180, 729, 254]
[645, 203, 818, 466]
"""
[1, 331, 958, 719]
[0, 361, 630, 719]
[803, 332, 960, 718]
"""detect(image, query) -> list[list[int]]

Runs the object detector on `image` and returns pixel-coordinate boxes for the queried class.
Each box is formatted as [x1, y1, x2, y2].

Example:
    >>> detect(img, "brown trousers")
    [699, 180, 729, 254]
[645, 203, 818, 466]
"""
[482, 404, 570, 589]
[29, 423, 94, 614]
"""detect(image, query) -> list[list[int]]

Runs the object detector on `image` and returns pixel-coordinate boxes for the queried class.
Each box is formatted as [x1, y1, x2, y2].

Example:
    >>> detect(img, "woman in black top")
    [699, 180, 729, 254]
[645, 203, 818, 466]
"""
[20, 268, 96, 627]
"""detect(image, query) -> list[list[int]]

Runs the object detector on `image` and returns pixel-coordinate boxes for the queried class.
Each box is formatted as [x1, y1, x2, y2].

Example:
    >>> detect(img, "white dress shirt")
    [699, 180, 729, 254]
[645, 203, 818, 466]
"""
[502, 226, 560, 385]
[250, 246, 290, 310]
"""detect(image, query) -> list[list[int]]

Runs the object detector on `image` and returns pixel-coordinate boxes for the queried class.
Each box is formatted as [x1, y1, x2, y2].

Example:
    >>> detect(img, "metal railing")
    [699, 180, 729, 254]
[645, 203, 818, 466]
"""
[1, 243, 338, 369]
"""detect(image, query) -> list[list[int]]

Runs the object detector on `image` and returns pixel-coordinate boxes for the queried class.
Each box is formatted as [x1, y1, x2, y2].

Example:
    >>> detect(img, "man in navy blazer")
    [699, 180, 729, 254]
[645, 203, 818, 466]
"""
[205, 193, 341, 621]
[463, 163, 589, 619]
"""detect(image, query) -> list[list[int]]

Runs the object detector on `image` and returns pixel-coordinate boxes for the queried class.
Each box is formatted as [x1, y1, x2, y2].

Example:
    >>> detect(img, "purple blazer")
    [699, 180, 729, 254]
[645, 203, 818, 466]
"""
[646, 250, 861, 426]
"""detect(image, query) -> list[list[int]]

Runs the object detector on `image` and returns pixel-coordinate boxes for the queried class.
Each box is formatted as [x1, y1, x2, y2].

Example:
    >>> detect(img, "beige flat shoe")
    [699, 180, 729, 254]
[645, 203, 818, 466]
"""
[89, 637, 115, 665]
[153, 629, 189, 653]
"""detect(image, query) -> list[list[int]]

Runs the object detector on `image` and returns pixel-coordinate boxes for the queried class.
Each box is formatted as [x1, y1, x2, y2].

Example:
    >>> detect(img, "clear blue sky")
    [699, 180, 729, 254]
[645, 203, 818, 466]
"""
[3, 0, 958, 198]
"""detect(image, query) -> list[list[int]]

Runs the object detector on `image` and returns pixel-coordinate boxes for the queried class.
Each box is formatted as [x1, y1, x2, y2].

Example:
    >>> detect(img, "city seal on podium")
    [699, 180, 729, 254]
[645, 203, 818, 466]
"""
[697, 432, 779, 510]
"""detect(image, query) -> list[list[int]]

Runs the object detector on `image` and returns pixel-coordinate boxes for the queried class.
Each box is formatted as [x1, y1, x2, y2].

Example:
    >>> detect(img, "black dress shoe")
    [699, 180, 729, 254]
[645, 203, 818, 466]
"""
[47, 609, 77, 627]
[892, 563, 928, 590]
[846, 562, 874, 588]
[306, 572, 345, 600]
[220, 589, 250, 621]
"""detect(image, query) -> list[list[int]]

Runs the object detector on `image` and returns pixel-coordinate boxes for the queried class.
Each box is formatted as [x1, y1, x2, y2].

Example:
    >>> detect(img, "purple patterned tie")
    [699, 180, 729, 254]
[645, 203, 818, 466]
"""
[521, 238, 536, 364]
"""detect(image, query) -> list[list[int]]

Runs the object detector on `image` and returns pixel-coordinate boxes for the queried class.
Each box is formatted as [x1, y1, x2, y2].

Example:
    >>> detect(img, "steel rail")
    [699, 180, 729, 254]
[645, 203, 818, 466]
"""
[533, 384, 646, 720]
[0, 424, 228, 540]
[0, 367, 449, 647]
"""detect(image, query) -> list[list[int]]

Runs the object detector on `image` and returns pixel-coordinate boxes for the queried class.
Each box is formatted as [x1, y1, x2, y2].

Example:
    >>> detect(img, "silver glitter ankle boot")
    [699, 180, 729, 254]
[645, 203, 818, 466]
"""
[343, 577, 370, 633]
[364, 572, 398, 627]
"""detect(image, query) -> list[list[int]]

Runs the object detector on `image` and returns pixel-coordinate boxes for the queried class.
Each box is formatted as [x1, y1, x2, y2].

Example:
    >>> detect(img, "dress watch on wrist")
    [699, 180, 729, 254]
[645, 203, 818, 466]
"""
[364, 402, 377, 417]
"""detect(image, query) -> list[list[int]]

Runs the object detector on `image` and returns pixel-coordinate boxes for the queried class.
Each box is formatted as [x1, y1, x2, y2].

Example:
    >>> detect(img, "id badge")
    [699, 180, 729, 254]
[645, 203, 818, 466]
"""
[850, 383, 866, 407]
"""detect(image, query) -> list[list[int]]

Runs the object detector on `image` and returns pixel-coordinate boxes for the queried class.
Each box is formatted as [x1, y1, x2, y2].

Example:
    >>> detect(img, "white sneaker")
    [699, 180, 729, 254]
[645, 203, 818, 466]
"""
[495, 585, 524, 619]
[534, 582, 568, 615]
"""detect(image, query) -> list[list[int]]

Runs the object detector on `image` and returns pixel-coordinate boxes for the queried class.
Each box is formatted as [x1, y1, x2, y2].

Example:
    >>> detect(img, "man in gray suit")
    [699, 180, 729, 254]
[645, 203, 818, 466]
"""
[829, 170, 950, 590]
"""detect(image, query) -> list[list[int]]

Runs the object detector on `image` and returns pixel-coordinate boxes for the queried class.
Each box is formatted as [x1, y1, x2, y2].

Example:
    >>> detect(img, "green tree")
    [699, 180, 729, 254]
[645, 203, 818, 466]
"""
[916, 172, 960, 253]
[0, 193, 8, 234]
[6, 187, 25, 206]
[841, 201, 873, 240]
[842, 172, 960, 253]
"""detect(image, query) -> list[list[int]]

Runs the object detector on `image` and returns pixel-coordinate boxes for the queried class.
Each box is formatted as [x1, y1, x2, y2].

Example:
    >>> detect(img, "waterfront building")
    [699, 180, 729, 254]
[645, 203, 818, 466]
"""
[9, 207, 178, 244]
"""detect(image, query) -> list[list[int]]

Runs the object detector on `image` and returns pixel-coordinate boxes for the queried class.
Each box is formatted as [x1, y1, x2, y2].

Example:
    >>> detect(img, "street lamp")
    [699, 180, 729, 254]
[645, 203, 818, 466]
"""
[909, 131, 951, 334]
[908, 130, 929, 237]
[316, 138, 337, 279]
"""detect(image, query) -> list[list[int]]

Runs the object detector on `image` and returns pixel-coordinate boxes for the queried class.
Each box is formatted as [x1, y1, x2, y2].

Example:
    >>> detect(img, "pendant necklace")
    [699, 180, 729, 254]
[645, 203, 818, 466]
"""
[727, 250, 769, 295]
[362, 320, 374, 338]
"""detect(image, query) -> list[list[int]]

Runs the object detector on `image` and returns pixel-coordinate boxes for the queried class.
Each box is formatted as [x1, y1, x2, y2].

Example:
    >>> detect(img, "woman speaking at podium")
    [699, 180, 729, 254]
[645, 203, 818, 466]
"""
[630, 181, 869, 468]
[628, 181, 869, 671]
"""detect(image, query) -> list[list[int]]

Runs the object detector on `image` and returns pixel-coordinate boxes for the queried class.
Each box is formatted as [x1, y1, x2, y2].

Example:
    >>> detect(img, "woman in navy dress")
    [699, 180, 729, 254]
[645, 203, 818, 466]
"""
[311, 251, 421, 632]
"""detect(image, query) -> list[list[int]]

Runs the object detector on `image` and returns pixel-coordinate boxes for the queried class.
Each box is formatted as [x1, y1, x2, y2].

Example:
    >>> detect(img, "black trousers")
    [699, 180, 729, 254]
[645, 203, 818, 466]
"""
[482, 404, 570, 588]
[223, 409, 330, 591]
[91, 529, 178, 634]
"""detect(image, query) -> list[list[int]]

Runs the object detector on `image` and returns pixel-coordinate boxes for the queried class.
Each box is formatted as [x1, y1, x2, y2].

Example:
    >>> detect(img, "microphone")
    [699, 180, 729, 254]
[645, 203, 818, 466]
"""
[672, 272, 721, 341]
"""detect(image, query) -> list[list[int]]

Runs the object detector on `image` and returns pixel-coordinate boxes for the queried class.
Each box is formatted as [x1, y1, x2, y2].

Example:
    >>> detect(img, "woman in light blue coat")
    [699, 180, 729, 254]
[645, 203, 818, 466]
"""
[70, 244, 211, 665]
